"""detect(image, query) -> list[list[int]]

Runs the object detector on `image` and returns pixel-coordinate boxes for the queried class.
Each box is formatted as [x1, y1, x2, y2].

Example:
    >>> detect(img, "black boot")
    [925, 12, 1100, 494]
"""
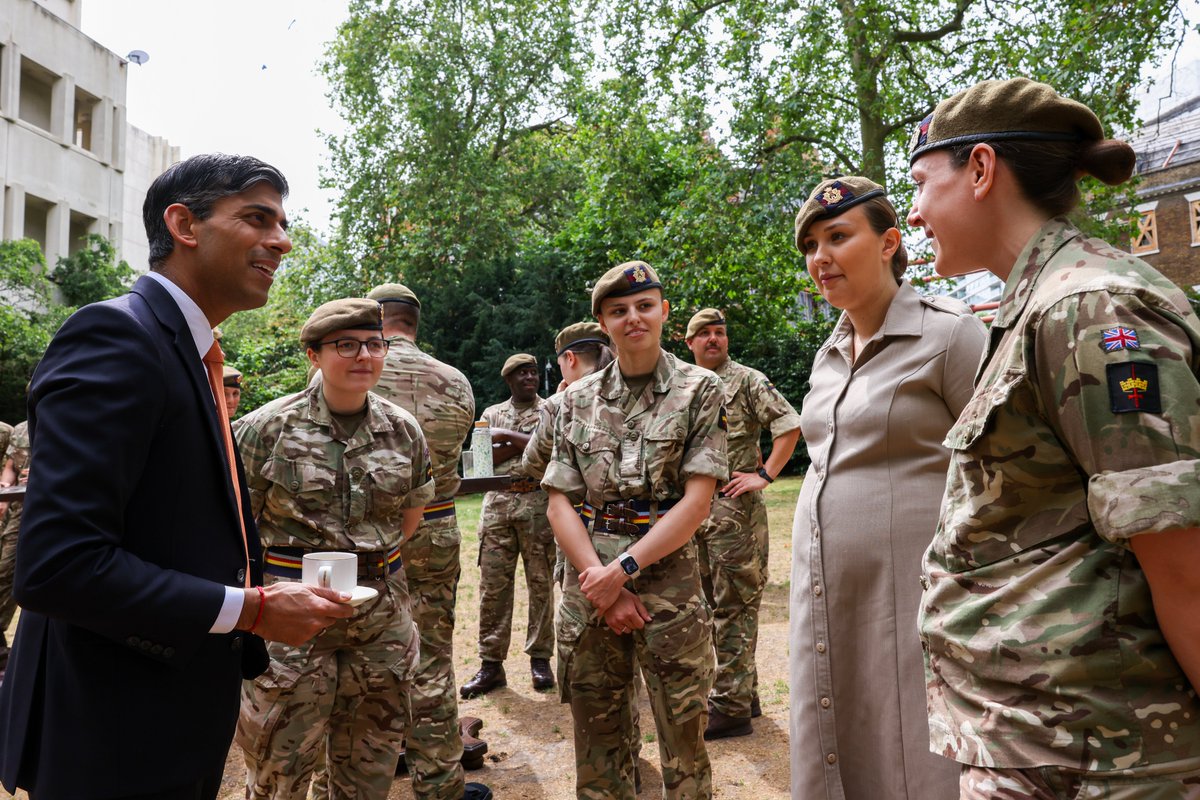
[530, 657, 555, 690]
[704, 707, 753, 740]
[460, 661, 506, 699]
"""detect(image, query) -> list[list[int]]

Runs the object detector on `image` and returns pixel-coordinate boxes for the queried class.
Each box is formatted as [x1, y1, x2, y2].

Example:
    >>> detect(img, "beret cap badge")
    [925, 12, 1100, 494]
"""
[820, 185, 847, 207]
[627, 264, 649, 285]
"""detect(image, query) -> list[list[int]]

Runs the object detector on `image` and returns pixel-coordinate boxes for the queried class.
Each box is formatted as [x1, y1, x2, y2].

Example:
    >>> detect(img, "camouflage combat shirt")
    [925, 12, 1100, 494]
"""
[480, 397, 546, 480]
[713, 359, 801, 473]
[543, 351, 729, 505]
[235, 386, 435, 550]
[920, 217, 1200, 771]
[519, 391, 563, 481]
[0, 421, 12, 467]
[371, 337, 475, 502]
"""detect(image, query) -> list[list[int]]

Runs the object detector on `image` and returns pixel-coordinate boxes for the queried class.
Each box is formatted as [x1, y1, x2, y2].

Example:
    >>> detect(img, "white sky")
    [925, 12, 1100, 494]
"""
[80, 1, 351, 236]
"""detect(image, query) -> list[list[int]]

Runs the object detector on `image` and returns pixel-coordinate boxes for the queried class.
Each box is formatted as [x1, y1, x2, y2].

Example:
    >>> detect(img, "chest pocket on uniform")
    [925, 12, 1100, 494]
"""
[567, 422, 620, 490]
[368, 458, 414, 523]
[260, 457, 337, 541]
[943, 368, 1023, 450]
[643, 416, 686, 492]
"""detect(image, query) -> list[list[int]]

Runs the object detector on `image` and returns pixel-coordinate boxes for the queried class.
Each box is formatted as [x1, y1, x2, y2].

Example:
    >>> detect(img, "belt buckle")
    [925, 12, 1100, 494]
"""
[363, 554, 388, 581]
[598, 502, 639, 535]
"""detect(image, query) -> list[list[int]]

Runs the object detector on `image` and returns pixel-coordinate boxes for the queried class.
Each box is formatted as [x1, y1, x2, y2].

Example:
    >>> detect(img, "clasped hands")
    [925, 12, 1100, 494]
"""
[579, 561, 651, 636]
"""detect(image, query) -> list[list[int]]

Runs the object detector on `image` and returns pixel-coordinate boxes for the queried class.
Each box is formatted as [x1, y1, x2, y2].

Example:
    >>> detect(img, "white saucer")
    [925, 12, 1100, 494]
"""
[347, 586, 379, 607]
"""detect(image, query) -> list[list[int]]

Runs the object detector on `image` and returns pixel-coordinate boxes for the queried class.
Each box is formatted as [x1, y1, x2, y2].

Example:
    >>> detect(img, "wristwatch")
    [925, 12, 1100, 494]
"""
[617, 552, 641, 580]
[757, 466, 775, 484]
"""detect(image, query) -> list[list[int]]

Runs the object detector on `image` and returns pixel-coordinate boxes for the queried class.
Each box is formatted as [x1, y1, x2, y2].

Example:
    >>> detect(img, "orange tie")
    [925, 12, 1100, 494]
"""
[203, 341, 250, 587]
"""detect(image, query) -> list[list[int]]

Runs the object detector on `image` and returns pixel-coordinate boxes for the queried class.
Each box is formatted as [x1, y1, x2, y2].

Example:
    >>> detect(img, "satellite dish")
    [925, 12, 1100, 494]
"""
[126, 50, 149, 65]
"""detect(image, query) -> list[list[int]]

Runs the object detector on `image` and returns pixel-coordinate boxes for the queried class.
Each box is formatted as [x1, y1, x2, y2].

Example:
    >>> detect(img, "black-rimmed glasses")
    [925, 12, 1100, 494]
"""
[316, 338, 390, 358]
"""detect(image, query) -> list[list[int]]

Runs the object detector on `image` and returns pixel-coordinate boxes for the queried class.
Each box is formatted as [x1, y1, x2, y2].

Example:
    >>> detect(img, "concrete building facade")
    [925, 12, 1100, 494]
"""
[0, 0, 176, 271]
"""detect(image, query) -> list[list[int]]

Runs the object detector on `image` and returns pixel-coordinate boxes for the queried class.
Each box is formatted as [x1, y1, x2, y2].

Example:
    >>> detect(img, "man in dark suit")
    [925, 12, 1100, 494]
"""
[0, 154, 356, 800]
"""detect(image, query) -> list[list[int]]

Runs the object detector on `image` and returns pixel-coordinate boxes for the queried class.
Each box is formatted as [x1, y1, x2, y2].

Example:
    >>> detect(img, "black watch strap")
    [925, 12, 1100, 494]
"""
[757, 466, 774, 484]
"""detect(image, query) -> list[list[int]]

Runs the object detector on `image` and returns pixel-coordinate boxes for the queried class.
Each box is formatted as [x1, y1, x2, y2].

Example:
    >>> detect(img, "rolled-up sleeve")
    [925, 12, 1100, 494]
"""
[679, 373, 729, 484]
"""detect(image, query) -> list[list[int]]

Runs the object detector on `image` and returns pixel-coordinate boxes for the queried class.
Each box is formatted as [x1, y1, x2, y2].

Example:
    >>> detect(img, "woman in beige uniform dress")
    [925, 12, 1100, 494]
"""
[788, 177, 985, 799]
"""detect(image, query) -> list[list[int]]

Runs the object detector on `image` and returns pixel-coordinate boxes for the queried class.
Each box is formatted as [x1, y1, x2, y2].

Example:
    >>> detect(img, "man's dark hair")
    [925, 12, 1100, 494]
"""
[143, 154, 289, 270]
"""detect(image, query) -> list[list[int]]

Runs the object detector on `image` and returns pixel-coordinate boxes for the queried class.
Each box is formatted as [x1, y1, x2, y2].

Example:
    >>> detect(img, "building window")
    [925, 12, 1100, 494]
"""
[73, 87, 100, 153]
[1188, 195, 1200, 248]
[1131, 203, 1159, 256]
[18, 57, 55, 133]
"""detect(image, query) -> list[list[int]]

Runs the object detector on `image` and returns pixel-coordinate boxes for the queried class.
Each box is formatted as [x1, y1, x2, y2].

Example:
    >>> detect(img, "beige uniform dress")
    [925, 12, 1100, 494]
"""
[789, 283, 985, 800]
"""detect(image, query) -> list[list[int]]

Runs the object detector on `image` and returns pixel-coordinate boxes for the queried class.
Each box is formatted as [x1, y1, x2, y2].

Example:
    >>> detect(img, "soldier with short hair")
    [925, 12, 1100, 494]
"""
[364, 283, 490, 799]
[234, 298, 434, 799]
[684, 309, 800, 739]
[545, 261, 727, 800]
[461, 354, 555, 698]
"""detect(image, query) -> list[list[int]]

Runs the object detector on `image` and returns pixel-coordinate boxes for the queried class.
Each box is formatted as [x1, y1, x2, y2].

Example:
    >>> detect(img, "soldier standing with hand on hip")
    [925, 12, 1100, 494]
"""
[684, 309, 800, 740]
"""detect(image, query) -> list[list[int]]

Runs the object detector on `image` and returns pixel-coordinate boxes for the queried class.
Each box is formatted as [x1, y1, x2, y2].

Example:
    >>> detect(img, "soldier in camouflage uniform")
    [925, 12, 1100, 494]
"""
[0, 420, 28, 670]
[684, 308, 800, 739]
[544, 261, 728, 800]
[461, 354, 555, 697]
[364, 283, 490, 799]
[223, 365, 243, 419]
[909, 79, 1200, 797]
[234, 298, 434, 800]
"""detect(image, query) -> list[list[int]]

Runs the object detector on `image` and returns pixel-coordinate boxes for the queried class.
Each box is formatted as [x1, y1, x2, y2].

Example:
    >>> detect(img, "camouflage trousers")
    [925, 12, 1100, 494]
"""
[476, 499, 556, 662]
[0, 505, 22, 656]
[237, 571, 419, 800]
[960, 757, 1200, 800]
[558, 531, 714, 800]
[695, 491, 767, 718]
[401, 515, 465, 800]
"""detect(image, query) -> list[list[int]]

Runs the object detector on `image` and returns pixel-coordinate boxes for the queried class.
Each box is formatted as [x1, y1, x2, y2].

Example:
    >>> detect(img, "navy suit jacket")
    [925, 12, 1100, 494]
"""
[0, 275, 268, 798]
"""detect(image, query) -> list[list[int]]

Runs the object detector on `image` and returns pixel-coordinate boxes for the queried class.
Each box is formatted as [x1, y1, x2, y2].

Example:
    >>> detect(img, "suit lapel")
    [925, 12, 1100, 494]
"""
[131, 277, 242, 534]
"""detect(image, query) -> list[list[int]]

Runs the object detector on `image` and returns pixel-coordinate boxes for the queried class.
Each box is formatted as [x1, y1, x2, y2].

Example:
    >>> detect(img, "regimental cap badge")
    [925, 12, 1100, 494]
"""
[909, 113, 933, 154]
[627, 263, 649, 286]
[820, 185, 846, 206]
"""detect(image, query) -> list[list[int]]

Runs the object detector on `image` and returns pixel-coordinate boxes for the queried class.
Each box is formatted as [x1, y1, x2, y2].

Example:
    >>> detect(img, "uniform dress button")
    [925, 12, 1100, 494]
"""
[140, 640, 152, 651]
[290, 480, 300, 491]
[151, 644, 163, 656]
[163, 647, 175, 658]
[816, 642, 826, 653]
[826, 753, 837, 765]
[351, 467, 364, 480]
[820, 696, 831, 708]
[813, 584, 822, 597]
[236, 568, 246, 583]
[127, 636, 140, 647]
[581, 442, 590, 452]
[400, 483, 408, 492]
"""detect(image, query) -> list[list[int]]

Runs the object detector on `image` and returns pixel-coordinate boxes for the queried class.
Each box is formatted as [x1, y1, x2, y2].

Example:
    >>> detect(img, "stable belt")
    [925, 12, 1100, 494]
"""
[579, 499, 678, 536]
[422, 499, 457, 520]
[265, 544, 404, 581]
[504, 477, 542, 494]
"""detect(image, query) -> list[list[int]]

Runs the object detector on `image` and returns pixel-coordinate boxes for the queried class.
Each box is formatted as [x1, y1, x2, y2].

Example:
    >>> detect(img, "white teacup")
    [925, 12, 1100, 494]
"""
[301, 552, 357, 594]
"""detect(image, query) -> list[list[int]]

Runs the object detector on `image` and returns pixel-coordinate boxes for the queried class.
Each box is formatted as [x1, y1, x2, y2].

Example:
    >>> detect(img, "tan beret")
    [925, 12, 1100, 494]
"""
[501, 353, 538, 378]
[555, 322, 609, 356]
[222, 365, 242, 388]
[591, 261, 663, 316]
[685, 308, 727, 340]
[366, 282, 421, 309]
[794, 176, 889, 250]
[909, 78, 1104, 165]
[300, 298, 383, 345]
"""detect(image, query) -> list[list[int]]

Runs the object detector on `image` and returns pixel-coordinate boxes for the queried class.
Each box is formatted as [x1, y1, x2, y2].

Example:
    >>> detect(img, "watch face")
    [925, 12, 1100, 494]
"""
[620, 555, 638, 576]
